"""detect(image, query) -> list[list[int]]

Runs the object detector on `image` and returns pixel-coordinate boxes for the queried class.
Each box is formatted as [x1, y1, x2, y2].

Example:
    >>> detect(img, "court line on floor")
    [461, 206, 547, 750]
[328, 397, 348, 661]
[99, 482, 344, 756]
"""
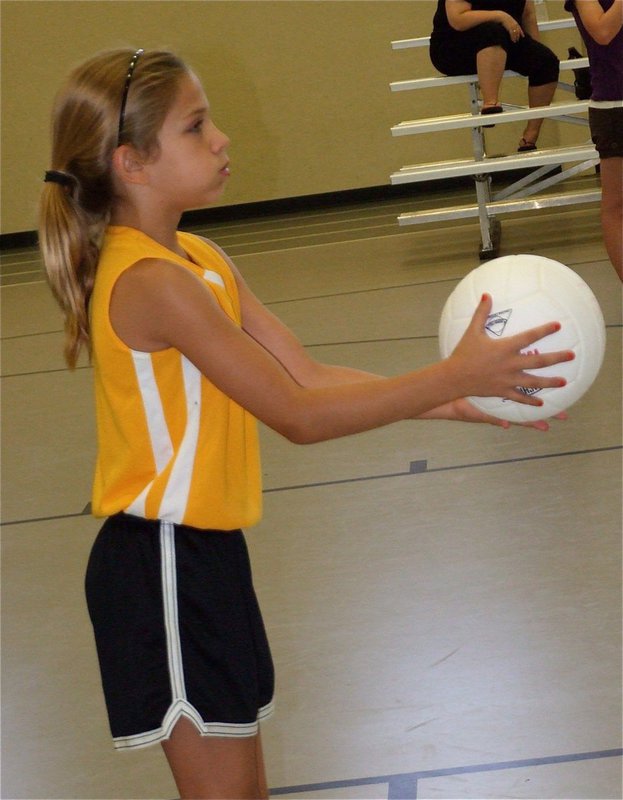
[2, 445, 619, 527]
[269, 747, 623, 798]
[0, 335, 434, 379]
[264, 279, 458, 306]
[263, 445, 622, 494]
[4, 322, 620, 379]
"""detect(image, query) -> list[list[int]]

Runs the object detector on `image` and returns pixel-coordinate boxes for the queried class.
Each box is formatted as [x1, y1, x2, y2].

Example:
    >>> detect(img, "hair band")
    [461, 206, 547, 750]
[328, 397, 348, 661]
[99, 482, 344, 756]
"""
[117, 48, 145, 146]
[44, 170, 75, 187]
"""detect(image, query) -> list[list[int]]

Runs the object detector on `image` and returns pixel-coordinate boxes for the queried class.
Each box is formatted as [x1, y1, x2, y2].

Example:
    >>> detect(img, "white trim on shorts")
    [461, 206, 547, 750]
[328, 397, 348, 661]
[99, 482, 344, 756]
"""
[112, 520, 275, 751]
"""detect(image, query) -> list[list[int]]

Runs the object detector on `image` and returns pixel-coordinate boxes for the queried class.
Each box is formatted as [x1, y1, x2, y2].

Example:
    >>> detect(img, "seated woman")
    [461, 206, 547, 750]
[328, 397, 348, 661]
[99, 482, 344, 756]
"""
[430, 0, 560, 151]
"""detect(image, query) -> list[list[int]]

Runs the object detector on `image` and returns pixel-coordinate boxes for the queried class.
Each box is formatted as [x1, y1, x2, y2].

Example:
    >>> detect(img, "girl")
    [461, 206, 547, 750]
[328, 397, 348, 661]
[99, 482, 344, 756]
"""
[38, 48, 572, 799]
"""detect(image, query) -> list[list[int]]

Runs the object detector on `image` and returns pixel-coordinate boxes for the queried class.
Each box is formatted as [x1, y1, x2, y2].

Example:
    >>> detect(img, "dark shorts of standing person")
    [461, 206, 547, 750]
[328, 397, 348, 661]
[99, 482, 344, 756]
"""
[85, 512, 275, 750]
[430, 22, 560, 86]
[589, 106, 623, 159]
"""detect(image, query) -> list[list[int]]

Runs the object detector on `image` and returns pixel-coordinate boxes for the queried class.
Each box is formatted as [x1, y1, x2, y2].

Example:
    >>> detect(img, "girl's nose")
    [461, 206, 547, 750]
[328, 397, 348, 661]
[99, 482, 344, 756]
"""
[213, 126, 230, 152]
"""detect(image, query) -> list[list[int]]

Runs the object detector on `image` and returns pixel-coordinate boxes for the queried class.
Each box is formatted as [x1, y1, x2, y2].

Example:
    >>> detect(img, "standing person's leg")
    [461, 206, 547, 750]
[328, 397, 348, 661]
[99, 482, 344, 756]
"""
[162, 716, 269, 799]
[157, 526, 275, 799]
[598, 156, 623, 280]
[590, 107, 623, 280]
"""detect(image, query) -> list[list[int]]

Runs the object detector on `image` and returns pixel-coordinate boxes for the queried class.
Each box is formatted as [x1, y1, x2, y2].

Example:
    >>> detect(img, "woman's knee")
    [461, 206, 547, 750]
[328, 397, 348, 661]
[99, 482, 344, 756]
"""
[430, 22, 508, 75]
[475, 21, 507, 42]
[473, 21, 510, 50]
[527, 46, 560, 86]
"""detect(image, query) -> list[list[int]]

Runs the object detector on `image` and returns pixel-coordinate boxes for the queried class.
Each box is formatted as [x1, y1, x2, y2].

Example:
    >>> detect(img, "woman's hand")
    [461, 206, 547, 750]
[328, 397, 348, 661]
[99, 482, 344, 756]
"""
[501, 13, 524, 41]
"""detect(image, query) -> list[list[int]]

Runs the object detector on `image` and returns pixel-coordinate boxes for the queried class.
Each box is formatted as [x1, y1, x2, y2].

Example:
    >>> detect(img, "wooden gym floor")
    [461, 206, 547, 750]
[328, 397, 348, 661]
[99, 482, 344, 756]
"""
[1, 186, 622, 799]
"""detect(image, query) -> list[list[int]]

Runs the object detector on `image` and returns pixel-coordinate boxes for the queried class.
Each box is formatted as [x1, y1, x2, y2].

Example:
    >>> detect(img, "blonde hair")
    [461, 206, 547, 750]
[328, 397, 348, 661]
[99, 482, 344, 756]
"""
[38, 48, 189, 368]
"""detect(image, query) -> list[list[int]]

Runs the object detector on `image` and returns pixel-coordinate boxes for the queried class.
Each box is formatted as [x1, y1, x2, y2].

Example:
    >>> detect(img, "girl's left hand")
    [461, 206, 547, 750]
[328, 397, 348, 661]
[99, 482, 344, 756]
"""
[421, 397, 568, 431]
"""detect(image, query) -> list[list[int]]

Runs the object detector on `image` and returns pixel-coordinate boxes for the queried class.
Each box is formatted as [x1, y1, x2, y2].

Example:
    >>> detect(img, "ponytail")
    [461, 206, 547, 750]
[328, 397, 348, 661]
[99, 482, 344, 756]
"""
[38, 177, 105, 368]
[38, 48, 189, 369]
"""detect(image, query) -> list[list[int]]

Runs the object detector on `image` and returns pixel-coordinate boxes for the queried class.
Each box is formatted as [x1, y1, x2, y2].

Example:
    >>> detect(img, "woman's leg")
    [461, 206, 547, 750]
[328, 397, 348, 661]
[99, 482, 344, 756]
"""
[598, 156, 623, 280]
[521, 80, 558, 144]
[430, 22, 509, 107]
[508, 37, 559, 146]
[161, 716, 269, 799]
[476, 45, 507, 108]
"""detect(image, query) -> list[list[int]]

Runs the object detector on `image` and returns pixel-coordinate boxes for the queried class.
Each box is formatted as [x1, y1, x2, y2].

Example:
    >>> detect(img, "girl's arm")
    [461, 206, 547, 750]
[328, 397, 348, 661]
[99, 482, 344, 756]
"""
[574, 0, 623, 45]
[225, 253, 562, 430]
[109, 259, 571, 443]
[445, 0, 519, 35]
[222, 254, 382, 389]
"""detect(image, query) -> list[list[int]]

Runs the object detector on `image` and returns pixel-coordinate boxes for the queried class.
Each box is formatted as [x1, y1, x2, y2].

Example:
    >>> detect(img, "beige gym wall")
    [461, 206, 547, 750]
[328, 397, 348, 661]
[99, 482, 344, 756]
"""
[1, 0, 583, 236]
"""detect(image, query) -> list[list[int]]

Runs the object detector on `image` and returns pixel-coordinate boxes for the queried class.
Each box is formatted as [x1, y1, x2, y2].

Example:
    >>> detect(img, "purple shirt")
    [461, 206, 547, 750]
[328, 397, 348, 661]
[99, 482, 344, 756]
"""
[565, 0, 623, 101]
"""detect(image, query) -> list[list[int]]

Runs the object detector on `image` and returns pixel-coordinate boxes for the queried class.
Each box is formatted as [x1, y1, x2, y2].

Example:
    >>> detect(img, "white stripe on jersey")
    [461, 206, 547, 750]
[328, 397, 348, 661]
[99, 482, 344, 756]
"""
[158, 356, 202, 522]
[125, 351, 174, 517]
[203, 269, 225, 288]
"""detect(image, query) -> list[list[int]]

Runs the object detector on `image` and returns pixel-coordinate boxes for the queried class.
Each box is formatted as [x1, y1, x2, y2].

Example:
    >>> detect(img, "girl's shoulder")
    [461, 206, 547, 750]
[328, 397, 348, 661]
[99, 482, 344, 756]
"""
[177, 231, 232, 268]
[176, 231, 240, 293]
[97, 227, 239, 302]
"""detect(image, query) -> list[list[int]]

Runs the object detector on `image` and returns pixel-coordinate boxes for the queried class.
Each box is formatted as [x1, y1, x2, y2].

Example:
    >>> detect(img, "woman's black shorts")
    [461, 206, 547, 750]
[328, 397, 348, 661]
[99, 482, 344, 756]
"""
[589, 106, 623, 160]
[85, 513, 275, 750]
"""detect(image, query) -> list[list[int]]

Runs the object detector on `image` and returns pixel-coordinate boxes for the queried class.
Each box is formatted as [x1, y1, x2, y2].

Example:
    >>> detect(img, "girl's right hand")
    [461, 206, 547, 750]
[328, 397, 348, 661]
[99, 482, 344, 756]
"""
[447, 293, 574, 407]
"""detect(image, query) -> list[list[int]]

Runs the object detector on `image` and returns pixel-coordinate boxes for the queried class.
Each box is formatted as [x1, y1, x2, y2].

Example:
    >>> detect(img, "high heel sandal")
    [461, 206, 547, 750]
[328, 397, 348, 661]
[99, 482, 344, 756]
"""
[518, 137, 537, 152]
[480, 104, 504, 128]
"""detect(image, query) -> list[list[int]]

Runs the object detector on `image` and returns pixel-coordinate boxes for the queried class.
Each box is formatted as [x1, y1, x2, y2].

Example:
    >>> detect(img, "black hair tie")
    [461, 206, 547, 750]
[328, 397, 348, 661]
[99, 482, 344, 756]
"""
[44, 170, 75, 188]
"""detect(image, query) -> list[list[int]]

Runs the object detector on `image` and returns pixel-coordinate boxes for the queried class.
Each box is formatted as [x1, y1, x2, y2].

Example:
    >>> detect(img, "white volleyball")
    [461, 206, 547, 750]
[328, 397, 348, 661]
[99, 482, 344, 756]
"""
[438, 255, 606, 422]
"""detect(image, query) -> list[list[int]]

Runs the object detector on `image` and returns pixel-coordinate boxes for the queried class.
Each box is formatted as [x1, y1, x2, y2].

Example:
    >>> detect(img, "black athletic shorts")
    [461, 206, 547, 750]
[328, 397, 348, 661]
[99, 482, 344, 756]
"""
[589, 106, 623, 160]
[85, 512, 275, 750]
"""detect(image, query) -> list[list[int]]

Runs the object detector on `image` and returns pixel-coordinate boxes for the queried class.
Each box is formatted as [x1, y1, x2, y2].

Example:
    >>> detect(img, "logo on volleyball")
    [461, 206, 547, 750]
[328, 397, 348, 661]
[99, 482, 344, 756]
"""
[485, 309, 512, 337]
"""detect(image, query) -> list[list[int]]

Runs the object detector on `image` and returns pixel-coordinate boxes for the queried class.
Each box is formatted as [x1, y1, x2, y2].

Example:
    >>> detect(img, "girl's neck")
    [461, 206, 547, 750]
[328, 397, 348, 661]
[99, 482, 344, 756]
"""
[110, 205, 185, 259]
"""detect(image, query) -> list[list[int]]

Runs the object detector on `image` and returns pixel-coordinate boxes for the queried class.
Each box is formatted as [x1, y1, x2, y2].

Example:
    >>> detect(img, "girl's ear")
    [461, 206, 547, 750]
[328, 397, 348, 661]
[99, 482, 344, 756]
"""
[111, 144, 149, 186]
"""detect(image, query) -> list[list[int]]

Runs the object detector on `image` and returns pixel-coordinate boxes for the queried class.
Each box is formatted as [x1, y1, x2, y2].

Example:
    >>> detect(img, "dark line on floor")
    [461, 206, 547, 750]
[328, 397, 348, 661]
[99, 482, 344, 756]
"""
[3, 337, 433, 379]
[263, 445, 621, 494]
[307, 334, 436, 349]
[1, 329, 64, 340]
[2, 446, 620, 527]
[423, 444, 622, 474]
[270, 747, 623, 797]
[263, 468, 414, 493]
[0, 510, 90, 527]
[265, 278, 459, 306]
[1, 365, 92, 378]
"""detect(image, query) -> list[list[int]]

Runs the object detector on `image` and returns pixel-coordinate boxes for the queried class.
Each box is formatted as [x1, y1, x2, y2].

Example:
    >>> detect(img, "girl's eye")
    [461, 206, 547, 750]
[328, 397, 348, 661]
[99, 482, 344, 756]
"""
[190, 119, 203, 133]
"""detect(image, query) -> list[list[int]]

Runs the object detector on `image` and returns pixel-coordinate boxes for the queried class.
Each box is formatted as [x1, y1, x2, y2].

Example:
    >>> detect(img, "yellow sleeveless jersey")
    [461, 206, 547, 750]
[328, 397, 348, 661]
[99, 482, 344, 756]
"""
[89, 226, 262, 530]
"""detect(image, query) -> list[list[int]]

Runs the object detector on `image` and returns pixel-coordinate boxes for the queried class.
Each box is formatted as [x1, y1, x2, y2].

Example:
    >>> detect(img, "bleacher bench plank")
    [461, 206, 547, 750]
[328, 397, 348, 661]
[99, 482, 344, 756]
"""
[390, 144, 597, 185]
[390, 57, 588, 92]
[396, 189, 601, 226]
[392, 101, 589, 136]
